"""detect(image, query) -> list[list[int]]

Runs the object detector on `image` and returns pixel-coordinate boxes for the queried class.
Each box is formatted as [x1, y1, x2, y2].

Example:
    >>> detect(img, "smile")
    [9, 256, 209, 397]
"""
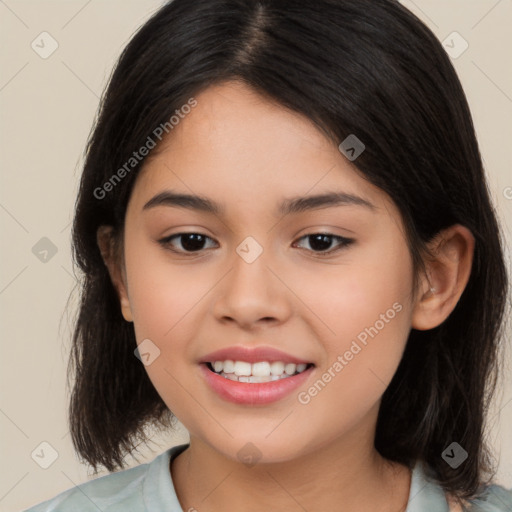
[206, 360, 313, 383]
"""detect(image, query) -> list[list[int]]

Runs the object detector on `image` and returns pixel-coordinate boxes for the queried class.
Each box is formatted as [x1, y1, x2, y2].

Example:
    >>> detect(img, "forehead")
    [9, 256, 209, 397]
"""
[152, 80, 338, 170]
[129, 80, 398, 222]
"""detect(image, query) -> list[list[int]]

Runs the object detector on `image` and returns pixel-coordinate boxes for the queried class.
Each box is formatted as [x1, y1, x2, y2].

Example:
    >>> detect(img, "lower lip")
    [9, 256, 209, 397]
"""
[200, 364, 314, 405]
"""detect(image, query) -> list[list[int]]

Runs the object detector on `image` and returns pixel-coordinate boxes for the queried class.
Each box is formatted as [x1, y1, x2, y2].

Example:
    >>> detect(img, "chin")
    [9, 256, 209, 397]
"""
[200, 429, 316, 466]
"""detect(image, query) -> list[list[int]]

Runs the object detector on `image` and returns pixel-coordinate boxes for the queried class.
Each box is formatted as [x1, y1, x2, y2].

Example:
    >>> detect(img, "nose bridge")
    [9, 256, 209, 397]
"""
[213, 235, 291, 326]
[232, 236, 270, 291]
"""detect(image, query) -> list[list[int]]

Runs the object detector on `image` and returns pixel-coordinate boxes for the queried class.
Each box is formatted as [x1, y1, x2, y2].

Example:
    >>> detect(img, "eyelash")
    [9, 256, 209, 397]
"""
[157, 232, 355, 257]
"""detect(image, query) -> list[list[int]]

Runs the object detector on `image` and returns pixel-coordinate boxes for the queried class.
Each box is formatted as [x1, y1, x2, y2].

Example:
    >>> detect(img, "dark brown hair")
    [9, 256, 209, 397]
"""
[68, 0, 509, 502]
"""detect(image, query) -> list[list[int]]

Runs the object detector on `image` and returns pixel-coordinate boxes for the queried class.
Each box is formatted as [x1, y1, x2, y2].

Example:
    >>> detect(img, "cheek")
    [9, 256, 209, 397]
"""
[294, 241, 412, 340]
[124, 237, 213, 346]
[294, 237, 414, 389]
[122, 239, 210, 415]
[292, 278, 412, 436]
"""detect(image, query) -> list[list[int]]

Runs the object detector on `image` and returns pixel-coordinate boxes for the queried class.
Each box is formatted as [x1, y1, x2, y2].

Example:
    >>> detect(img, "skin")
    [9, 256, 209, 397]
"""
[98, 80, 475, 512]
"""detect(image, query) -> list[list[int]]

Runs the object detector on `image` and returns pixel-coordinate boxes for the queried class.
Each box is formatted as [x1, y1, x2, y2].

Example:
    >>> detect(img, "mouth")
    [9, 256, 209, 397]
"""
[200, 360, 315, 405]
[204, 360, 315, 383]
[198, 345, 316, 404]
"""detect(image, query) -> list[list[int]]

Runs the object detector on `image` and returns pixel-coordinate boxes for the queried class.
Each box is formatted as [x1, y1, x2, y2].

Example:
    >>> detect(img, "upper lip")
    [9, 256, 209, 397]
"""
[199, 345, 313, 365]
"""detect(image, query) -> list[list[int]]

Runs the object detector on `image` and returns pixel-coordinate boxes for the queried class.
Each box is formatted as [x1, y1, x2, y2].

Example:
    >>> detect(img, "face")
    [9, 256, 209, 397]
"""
[116, 80, 418, 464]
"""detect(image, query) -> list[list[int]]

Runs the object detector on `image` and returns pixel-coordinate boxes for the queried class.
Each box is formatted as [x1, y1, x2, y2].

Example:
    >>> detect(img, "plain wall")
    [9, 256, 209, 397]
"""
[0, 1, 511, 511]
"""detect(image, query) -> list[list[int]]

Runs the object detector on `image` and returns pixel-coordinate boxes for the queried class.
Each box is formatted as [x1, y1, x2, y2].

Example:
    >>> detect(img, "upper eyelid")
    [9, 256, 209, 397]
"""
[159, 231, 350, 242]
[159, 232, 353, 252]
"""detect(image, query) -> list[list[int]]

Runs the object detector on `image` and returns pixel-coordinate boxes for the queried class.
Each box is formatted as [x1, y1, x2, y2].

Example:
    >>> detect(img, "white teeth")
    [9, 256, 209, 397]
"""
[233, 361, 252, 376]
[238, 375, 283, 383]
[251, 361, 271, 376]
[223, 360, 235, 373]
[208, 359, 311, 382]
[284, 363, 296, 375]
[270, 361, 284, 375]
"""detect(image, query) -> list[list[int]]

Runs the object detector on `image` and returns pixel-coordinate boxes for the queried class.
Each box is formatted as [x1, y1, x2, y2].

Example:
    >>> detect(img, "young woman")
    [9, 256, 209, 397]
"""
[24, 0, 512, 510]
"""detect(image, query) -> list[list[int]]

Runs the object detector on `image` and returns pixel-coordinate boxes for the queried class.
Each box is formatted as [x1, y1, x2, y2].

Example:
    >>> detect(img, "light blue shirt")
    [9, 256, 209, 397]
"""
[22, 443, 512, 511]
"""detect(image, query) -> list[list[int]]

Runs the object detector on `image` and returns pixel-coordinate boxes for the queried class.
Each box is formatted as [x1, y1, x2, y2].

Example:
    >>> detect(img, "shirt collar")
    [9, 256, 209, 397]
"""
[406, 459, 450, 511]
[150, 444, 450, 512]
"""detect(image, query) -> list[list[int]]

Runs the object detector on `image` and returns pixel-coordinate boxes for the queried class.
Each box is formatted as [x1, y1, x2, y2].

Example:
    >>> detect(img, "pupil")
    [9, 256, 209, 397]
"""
[182, 234, 205, 251]
[309, 234, 332, 251]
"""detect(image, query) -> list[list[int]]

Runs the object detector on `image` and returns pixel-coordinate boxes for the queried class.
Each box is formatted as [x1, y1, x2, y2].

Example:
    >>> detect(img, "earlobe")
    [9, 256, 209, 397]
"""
[411, 225, 475, 331]
[96, 225, 134, 323]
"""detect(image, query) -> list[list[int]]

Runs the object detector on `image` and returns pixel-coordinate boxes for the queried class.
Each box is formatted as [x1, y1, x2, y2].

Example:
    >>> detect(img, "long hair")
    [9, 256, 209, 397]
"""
[68, 0, 508, 501]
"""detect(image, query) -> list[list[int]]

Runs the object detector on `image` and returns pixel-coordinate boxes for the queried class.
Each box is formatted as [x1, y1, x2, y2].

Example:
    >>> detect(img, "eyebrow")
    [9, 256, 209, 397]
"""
[142, 190, 376, 215]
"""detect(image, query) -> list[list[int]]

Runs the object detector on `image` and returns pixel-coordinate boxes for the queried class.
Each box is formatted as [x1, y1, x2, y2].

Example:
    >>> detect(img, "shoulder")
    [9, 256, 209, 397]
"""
[21, 449, 174, 512]
[459, 484, 512, 512]
[409, 461, 512, 512]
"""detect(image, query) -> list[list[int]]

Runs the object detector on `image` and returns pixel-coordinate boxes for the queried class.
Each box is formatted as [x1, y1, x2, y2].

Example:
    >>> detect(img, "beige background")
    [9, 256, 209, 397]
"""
[0, 1, 511, 511]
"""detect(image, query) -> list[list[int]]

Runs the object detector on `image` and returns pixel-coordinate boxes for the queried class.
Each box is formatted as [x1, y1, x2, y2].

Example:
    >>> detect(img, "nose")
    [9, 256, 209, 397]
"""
[212, 246, 292, 330]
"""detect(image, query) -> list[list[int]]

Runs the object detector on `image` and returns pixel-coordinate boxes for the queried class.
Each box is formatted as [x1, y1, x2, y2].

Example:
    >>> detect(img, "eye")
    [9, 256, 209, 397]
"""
[293, 233, 354, 255]
[158, 232, 217, 253]
[158, 232, 354, 256]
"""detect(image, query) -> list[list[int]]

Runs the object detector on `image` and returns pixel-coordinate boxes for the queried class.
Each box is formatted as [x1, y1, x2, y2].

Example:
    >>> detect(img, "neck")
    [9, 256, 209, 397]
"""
[171, 419, 411, 512]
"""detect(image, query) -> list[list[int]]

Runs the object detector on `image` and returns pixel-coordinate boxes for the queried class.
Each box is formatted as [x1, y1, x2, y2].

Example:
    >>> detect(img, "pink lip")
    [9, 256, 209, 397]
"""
[199, 363, 315, 405]
[199, 345, 311, 364]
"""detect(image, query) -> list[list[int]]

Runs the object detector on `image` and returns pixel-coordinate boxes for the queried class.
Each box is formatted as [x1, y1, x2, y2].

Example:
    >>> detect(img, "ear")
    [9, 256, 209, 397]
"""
[96, 225, 134, 322]
[411, 224, 475, 330]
